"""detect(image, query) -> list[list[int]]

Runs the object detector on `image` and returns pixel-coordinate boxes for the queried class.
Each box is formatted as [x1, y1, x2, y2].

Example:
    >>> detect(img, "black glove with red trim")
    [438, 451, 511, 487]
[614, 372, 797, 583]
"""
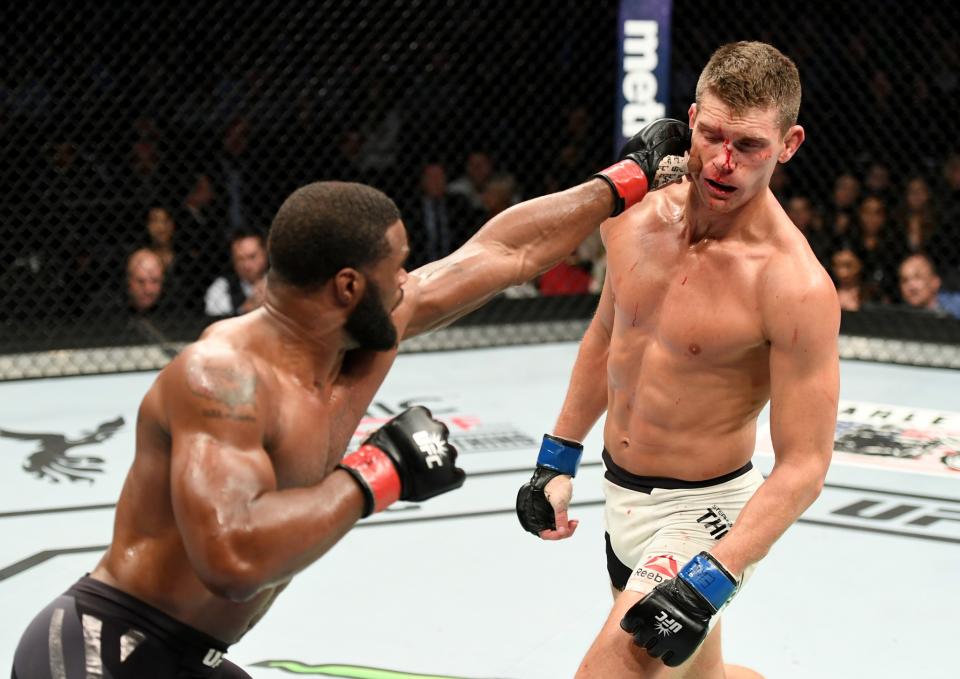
[338, 406, 465, 517]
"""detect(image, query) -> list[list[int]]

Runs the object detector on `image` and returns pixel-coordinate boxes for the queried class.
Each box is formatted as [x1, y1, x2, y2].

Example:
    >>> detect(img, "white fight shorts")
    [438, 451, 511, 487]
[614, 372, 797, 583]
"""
[602, 449, 765, 595]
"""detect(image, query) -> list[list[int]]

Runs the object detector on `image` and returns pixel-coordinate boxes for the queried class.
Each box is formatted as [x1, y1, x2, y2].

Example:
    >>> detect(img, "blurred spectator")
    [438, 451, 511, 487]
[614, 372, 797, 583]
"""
[853, 195, 904, 302]
[142, 205, 210, 307]
[449, 151, 494, 211]
[830, 247, 873, 311]
[786, 195, 831, 268]
[404, 163, 481, 268]
[823, 173, 860, 240]
[357, 77, 403, 183]
[180, 173, 220, 230]
[177, 172, 228, 288]
[862, 160, 894, 203]
[898, 254, 958, 318]
[831, 247, 875, 312]
[893, 176, 943, 258]
[89, 248, 169, 318]
[126, 249, 167, 315]
[204, 229, 269, 317]
[480, 175, 518, 220]
[145, 207, 177, 271]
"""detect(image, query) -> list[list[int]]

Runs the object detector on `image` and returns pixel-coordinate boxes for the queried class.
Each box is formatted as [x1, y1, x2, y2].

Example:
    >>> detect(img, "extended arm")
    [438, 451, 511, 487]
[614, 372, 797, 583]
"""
[710, 266, 841, 575]
[404, 117, 691, 338]
[404, 180, 614, 337]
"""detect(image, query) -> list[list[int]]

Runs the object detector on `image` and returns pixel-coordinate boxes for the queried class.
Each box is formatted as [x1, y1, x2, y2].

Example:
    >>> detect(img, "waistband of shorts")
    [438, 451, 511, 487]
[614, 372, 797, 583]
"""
[602, 449, 754, 493]
[68, 575, 230, 653]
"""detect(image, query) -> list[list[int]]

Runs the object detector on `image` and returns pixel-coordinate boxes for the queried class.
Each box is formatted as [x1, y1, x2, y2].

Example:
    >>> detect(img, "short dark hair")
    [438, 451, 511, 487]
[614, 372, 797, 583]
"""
[267, 181, 399, 289]
[228, 227, 266, 247]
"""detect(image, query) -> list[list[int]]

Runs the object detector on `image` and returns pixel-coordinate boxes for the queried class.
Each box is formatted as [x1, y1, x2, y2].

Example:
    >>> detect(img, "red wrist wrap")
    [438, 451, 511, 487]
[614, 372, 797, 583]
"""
[341, 444, 402, 514]
[601, 160, 649, 212]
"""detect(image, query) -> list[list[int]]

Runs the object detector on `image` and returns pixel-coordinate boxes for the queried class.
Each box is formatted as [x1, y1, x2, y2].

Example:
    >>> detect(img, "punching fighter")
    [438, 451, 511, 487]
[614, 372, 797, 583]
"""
[12, 117, 689, 678]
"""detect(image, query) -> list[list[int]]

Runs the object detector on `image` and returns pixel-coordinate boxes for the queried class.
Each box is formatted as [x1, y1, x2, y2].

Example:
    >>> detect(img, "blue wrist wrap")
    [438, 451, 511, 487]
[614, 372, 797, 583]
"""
[535, 435, 583, 477]
[678, 552, 738, 612]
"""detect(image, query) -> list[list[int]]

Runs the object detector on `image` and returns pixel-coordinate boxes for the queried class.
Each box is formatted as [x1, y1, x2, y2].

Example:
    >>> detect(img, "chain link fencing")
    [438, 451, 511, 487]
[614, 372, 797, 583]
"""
[1, 1, 958, 379]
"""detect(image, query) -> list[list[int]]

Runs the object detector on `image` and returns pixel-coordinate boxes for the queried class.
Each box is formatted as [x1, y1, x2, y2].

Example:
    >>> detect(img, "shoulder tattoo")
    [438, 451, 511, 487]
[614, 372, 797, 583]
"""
[185, 352, 258, 422]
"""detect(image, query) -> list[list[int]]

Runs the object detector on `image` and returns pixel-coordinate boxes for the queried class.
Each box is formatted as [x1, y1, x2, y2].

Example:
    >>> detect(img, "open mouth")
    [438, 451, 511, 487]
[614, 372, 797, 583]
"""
[705, 177, 737, 194]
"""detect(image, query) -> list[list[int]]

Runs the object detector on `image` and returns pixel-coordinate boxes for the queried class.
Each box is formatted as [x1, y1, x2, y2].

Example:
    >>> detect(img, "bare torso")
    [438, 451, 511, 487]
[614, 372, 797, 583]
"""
[79, 180, 618, 644]
[602, 181, 818, 479]
[91, 311, 371, 642]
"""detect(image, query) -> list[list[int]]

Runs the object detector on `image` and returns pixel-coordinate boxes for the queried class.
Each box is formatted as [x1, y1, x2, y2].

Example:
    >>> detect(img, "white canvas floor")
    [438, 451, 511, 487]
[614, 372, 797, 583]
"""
[1, 343, 958, 678]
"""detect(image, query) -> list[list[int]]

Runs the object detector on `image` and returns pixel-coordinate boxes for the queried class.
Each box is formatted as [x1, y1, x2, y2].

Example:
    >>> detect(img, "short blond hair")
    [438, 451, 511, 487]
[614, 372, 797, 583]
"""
[695, 41, 801, 133]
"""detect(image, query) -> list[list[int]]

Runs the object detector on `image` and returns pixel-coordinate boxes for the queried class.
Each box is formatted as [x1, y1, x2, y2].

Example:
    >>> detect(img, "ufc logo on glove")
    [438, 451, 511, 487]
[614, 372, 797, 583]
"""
[654, 611, 683, 635]
[413, 430, 448, 468]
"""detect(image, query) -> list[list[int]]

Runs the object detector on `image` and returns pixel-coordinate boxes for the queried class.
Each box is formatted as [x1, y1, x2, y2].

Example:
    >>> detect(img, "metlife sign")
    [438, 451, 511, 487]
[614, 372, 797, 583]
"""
[616, 0, 673, 153]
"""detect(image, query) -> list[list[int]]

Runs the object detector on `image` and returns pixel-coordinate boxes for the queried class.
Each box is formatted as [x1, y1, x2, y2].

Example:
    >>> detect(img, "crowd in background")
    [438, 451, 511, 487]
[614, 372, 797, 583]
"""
[1, 0, 959, 341]
[3, 104, 960, 330]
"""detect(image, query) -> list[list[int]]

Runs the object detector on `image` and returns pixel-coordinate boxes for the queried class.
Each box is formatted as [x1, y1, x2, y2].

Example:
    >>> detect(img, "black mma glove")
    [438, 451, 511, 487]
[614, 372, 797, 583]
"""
[516, 434, 583, 535]
[620, 552, 739, 667]
[339, 406, 465, 517]
[593, 118, 692, 216]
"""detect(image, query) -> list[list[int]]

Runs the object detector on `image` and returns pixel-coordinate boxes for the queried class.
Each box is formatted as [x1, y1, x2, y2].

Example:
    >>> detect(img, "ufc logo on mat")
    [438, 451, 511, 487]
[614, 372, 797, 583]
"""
[654, 611, 683, 636]
[202, 649, 224, 668]
[412, 430, 447, 468]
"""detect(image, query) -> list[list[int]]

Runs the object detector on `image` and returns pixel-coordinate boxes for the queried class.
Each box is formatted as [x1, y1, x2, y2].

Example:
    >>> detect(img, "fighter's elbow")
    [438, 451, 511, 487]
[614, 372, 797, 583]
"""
[203, 566, 264, 604]
[506, 244, 546, 288]
[794, 458, 829, 507]
[195, 540, 266, 603]
[803, 474, 826, 504]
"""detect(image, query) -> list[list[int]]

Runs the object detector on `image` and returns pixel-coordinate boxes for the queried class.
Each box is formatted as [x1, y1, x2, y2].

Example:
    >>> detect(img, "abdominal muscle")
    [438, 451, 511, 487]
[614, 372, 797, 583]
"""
[602, 334, 769, 480]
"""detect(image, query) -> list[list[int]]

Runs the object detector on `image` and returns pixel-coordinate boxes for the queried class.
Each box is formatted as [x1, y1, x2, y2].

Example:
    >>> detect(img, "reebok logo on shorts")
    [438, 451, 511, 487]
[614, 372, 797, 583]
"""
[697, 505, 732, 539]
[633, 554, 679, 583]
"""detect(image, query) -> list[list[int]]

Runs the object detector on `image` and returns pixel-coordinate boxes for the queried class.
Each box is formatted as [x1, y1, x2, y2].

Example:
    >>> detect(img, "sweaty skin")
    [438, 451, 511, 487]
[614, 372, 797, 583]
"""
[600, 180, 818, 479]
[91, 181, 614, 642]
[549, 94, 840, 679]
